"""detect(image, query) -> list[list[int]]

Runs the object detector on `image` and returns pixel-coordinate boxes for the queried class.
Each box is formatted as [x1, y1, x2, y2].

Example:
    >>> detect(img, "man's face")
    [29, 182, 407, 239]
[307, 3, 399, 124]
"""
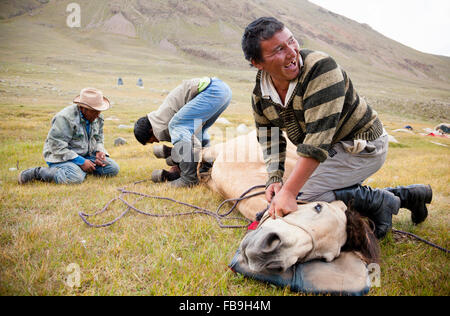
[80, 106, 101, 122]
[146, 133, 159, 144]
[252, 28, 300, 88]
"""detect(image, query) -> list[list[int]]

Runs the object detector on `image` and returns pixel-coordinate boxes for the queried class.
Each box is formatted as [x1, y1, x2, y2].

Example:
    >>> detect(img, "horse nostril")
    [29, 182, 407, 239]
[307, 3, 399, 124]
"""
[261, 232, 281, 254]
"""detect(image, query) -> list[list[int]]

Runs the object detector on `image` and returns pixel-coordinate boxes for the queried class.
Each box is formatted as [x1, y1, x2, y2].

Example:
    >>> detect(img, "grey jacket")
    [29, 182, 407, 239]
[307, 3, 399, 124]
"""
[43, 104, 108, 163]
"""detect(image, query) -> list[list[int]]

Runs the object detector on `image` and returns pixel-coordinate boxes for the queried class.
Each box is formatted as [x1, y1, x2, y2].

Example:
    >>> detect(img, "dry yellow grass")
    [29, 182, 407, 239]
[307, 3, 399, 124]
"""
[0, 10, 449, 296]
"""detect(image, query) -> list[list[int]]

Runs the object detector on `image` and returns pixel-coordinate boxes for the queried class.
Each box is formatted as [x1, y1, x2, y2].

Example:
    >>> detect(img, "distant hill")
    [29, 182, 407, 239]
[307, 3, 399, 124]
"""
[2, 0, 448, 84]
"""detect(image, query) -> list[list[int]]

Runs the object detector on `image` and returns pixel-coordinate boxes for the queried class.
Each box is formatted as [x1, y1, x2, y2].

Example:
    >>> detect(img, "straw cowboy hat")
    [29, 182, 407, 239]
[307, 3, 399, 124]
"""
[73, 88, 111, 111]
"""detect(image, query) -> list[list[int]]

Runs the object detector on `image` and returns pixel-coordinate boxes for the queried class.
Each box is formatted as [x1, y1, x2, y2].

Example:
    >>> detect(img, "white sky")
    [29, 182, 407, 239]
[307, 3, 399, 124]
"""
[308, 0, 450, 57]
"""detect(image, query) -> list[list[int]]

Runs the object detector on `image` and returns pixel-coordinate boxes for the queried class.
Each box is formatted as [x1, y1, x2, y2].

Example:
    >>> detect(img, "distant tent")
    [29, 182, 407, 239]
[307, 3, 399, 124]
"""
[118, 78, 123, 86]
[137, 78, 143, 87]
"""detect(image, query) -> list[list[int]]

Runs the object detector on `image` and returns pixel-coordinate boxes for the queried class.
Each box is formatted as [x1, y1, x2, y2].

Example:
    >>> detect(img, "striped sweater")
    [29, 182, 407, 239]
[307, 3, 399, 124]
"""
[252, 49, 384, 187]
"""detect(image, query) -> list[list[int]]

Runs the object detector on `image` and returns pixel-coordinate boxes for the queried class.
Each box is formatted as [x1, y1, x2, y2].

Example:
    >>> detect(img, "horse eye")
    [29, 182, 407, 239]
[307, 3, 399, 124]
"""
[314, 204, 322, 213]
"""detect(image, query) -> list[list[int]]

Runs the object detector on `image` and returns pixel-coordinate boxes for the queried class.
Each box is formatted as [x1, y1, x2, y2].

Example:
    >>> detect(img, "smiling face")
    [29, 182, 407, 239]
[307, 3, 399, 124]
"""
[251, 27, 301, 90]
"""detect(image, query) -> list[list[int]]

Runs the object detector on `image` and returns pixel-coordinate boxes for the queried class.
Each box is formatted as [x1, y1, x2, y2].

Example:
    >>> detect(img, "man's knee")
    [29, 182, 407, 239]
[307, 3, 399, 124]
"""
[107, 159, 120, 177]
[53, 164, 86, 184]
[99, 159, 120, 177]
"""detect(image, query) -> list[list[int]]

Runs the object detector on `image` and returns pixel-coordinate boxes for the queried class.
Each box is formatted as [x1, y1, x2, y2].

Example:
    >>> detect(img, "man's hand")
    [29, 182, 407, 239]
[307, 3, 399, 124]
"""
[268, 188, 298, 219]
[265, 182, 283, 203]
[95, 152, 107, 167]
[80, 159, 96, 173]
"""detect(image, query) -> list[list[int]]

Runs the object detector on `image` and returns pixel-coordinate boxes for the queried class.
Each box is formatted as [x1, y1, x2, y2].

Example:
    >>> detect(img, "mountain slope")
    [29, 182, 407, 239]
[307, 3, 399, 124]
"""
[0, 0, 449, 122]
[2, 0, 449, 83]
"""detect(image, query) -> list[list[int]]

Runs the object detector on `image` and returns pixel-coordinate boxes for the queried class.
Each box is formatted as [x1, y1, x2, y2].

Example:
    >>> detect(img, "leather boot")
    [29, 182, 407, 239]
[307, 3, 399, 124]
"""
[151, 166, 181, 183]
[170, 141, 200, 188]
[334, 185, 401, 239]
[153, 144, 173, 159]
[199, 161, 213, 174]
[384, 185, 432, 224]
[18, 167, 57, 184]
[170, 160, 199, 188]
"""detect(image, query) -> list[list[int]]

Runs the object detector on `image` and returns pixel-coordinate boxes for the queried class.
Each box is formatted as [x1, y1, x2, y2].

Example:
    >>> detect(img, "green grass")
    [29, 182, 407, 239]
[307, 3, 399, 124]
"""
[0, 10, 449, 296]
[1, 96, 449, 296]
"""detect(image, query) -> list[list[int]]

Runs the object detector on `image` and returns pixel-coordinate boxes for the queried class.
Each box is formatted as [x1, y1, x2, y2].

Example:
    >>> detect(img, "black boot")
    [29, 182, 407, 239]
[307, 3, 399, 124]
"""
[153, 144, 173, 159]
[151, 167, 181, 183]
[170, 141, 200, 188]
[199, 161, 213, 174]
[170, 160, 199, 188]
[385, 185, 432, 224]
[334, 185, 401, 239]
[18, 167, 57, 184]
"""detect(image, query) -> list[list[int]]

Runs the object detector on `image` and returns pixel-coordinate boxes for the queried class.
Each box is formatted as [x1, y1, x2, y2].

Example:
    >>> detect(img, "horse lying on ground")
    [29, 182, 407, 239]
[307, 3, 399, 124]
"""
[155, 131, 380, 295]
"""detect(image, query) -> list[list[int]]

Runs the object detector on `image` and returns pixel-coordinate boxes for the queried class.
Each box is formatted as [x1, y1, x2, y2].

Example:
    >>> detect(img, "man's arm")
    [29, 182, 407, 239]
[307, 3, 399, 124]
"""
[268, 156, 320, 218]
[93, 117, 109, 157]
[44, 115, 80, 162]
[252, 95, 287, 188]
[268, 56, 347, 217]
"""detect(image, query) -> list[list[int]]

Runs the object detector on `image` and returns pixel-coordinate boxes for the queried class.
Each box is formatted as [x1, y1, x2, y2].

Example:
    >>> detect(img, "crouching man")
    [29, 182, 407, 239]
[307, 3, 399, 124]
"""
[19, 88, 120, 184]
[134, 77, 231, 188]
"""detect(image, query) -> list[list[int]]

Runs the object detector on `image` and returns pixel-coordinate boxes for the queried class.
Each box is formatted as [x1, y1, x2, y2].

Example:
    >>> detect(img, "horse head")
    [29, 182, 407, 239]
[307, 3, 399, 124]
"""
[239, 201, 349, 273]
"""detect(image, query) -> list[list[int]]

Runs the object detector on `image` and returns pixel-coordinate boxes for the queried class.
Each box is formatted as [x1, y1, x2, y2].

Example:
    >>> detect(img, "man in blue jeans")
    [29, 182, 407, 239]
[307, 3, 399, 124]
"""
[134, 77, 231, 188]
[19, 88, 120, 185]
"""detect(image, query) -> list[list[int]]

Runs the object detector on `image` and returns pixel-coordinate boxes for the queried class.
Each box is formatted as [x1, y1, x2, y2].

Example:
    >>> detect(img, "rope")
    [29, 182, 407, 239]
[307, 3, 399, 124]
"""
[392, 229, 450, 254]
[79, 180, 265, 229]
[79, 180, 449, 254]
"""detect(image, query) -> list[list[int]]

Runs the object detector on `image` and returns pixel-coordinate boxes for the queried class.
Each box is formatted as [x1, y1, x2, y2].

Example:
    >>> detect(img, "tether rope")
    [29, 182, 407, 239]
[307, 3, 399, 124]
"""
[78, 180, 265, 229]
[79, 180, 449, 254]
[392, 229, 449, 254]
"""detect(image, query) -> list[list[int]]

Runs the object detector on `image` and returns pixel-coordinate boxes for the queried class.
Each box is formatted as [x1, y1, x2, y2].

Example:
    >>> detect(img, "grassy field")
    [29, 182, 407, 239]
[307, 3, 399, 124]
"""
[0, 13, 449, 296]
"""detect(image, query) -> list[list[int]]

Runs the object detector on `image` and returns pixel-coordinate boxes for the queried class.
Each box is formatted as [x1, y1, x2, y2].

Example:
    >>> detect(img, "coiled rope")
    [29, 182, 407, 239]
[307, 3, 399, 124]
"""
[79, 180, 265, 229]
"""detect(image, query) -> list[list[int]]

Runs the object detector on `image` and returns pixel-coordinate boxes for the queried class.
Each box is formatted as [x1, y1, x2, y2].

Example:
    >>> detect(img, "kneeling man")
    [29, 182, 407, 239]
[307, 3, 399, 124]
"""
[19, 88, 120, 184]
[134, 77, 231, 188]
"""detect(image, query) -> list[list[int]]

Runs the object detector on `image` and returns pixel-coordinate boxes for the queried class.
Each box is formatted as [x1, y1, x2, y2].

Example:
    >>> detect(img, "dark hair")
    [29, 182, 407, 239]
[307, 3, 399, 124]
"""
[134, 116, 152, 145]
[342, 206, 381, 264]
[242, 17, 285, 64]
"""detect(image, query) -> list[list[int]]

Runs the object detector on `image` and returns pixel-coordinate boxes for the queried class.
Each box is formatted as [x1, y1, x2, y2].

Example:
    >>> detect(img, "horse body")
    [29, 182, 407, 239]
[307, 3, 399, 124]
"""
[204, 130, 299, 220]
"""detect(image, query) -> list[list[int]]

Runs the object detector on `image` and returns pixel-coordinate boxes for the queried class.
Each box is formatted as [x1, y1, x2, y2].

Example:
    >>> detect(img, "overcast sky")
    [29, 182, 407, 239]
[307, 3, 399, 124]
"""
[308, 0, 450, 57]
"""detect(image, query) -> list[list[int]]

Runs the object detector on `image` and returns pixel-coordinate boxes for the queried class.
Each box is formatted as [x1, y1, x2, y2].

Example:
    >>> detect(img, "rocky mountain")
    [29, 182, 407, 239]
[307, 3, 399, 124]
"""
[1, 0, 450, 86]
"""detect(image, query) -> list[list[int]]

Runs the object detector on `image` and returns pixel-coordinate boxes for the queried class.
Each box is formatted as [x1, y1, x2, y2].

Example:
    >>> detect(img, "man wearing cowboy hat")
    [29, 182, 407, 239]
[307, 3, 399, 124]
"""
[19, 88, 120, 184]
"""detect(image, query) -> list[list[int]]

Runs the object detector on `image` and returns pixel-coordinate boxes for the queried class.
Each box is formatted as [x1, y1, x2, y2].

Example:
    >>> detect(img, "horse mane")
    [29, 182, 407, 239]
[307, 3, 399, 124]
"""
[342, 205, 381, 264]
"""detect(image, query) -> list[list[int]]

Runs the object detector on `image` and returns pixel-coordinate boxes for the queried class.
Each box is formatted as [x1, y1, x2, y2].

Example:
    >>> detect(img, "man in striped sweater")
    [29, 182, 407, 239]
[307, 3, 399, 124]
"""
[242, 17, 432, 239]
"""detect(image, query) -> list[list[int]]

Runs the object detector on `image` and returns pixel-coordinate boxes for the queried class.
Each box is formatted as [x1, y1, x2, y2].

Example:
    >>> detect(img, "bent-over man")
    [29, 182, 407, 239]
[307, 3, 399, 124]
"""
[134, 77, 231, 188]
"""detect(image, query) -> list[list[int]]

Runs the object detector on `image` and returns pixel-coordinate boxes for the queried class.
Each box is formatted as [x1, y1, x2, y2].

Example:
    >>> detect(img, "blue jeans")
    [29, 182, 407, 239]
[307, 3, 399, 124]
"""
[168, 78, 232, 146]
[49, 156, 120, 184]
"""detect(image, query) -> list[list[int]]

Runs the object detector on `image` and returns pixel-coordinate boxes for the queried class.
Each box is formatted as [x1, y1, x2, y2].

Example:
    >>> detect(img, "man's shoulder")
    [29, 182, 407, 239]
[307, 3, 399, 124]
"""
[52, 104, 80, 125]
[300, 49, 333, 67]
[252, 70, 263, 97]
[55, 104, 78, 117]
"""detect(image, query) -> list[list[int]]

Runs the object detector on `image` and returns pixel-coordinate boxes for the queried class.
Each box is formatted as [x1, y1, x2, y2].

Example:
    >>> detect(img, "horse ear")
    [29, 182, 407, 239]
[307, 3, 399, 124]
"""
[331, 200, 347, 212]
